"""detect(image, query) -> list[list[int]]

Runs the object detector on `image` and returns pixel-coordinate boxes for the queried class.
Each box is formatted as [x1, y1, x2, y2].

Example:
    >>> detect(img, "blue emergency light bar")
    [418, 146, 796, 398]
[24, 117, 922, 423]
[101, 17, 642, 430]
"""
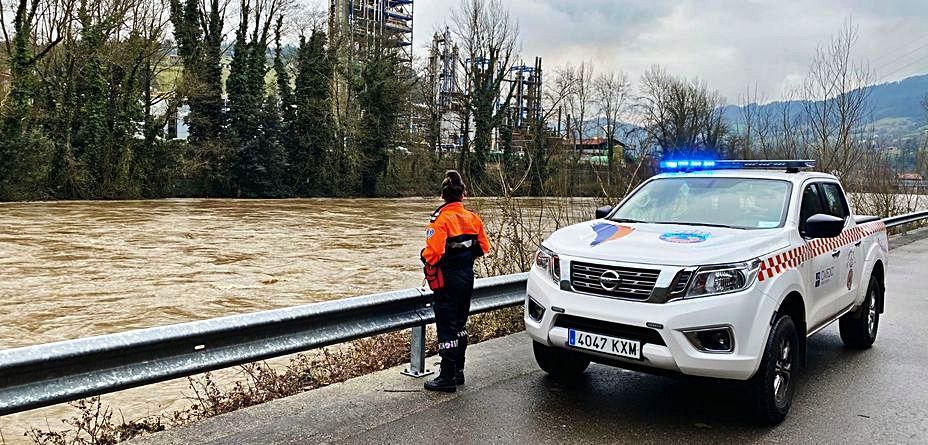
[659, 159, 816, 172]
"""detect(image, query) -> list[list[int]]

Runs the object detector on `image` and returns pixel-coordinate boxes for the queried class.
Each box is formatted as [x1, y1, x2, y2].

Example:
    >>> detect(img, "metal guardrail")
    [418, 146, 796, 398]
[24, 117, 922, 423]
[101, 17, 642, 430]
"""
[1, 210, 927, 416]
[883, 209, 928, 233]
[0, 273, 527, 416]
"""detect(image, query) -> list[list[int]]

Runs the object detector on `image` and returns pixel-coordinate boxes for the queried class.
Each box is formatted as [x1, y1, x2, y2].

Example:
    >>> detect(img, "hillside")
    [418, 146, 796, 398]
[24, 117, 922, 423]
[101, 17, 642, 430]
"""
[722, 74, 928, 137]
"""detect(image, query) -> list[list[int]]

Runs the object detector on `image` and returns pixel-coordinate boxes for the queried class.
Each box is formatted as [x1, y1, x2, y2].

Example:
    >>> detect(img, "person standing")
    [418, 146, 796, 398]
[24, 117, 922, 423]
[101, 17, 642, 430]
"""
[421, 170, 491, 392]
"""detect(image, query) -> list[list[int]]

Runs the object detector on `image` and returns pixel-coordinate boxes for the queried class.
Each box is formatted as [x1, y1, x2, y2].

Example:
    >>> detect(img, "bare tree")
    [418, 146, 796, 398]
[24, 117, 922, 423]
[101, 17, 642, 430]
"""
[731, 84, 765, 159]
[449, 0, 519, 186]
[801, 21, 872, 177]
[639, 65, 727, 156]
[593, 70, 630, 180]
[562, 61, 594, 147]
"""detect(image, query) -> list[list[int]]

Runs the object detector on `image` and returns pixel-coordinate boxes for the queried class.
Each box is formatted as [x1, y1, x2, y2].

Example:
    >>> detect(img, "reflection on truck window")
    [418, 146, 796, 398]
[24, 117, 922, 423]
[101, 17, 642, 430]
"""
[614, 177, 792, 229]
[818, 183, 849, 219]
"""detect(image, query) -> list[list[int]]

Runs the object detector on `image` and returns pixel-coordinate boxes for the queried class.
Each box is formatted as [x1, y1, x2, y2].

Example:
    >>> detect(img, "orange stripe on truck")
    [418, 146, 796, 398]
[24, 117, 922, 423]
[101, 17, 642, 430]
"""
[757, 220, 885, 282]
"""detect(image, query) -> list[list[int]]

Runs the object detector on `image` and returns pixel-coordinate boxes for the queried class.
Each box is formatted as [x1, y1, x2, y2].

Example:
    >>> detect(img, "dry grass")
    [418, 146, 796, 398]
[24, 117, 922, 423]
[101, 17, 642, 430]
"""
[24, 399, 165, 445]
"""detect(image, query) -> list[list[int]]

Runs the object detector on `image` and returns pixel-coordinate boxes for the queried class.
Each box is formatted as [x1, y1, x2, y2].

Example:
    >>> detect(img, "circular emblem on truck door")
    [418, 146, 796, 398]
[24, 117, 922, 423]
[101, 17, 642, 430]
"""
[599, 270, 622, 291]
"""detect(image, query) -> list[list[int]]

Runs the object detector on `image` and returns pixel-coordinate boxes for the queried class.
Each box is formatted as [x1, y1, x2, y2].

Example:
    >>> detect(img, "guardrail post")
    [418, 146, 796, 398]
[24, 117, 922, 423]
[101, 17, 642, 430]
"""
[401, 325, 434, 378]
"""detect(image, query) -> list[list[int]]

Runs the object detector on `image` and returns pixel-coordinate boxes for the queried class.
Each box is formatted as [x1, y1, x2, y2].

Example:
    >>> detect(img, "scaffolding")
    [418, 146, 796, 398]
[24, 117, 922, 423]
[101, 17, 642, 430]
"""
[329, 0, 414, 65]
[504, 57, 543, 130]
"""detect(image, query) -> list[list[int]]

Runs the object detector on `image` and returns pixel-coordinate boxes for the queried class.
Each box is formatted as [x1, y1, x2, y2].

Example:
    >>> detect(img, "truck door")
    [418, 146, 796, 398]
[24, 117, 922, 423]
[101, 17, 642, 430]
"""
[818, 182, 857, 313]
[798, 183, 842, 329]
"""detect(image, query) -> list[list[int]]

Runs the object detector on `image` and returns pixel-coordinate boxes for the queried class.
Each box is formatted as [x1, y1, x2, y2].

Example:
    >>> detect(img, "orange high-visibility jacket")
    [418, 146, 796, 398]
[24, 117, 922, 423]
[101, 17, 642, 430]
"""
[421, 202, 491, 266]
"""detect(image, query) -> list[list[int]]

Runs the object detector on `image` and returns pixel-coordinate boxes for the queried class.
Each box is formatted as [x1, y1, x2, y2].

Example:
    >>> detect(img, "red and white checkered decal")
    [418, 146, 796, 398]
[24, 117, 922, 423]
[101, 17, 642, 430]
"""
[757, 220, 885, 282]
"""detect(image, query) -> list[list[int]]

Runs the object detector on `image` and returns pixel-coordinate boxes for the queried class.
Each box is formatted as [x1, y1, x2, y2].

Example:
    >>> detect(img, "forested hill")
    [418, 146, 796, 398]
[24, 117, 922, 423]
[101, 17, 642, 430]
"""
[722, 74, 928, 135]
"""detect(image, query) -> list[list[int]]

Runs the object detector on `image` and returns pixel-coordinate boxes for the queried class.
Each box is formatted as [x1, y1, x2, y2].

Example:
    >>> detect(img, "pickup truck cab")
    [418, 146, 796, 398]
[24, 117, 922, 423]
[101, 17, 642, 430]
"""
[524, 160, 889, 424]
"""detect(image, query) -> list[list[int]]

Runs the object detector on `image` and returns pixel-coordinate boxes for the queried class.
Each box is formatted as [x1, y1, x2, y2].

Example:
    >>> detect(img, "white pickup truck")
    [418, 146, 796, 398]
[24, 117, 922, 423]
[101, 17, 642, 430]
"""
[524, 160, 889, 424]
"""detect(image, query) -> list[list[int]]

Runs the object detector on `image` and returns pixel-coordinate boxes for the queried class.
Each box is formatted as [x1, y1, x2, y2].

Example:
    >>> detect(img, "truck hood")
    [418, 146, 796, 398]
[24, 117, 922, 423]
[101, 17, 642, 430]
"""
[543, 220, 790, 266]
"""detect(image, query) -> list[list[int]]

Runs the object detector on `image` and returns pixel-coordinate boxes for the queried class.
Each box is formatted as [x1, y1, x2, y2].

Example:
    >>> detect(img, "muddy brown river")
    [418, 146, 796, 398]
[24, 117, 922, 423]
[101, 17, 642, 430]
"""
[0, 197, 593, 442]
[0, 198, 447, 349]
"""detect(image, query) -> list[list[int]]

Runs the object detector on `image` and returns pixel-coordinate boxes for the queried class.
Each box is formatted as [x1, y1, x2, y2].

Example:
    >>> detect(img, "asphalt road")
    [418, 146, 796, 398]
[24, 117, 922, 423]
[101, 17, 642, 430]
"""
[134, 233, 928, 445]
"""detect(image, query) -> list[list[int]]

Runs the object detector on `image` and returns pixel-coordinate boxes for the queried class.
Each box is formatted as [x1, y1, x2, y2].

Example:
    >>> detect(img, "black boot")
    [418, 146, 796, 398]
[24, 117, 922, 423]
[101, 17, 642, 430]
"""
[455, 336, 468, 385]
[424, 358, 457, 393]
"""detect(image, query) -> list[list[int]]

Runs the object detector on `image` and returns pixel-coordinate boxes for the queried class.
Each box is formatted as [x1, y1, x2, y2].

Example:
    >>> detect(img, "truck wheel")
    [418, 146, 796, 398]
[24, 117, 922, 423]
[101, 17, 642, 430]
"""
[533, 341, 590, 380]
[750, 315, 799, 425]
[839, 274, 881, 349]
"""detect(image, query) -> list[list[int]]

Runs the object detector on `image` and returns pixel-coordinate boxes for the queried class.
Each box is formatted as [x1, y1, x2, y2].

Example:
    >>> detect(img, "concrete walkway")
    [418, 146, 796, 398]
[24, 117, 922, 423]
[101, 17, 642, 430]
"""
[134, 235, 928, 444]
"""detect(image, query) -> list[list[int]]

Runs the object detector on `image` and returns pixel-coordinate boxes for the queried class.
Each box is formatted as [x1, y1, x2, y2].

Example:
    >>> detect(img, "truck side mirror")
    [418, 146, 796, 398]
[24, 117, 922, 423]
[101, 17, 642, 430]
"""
[595, 206, 614, 220]
[804, 214, 844, 238]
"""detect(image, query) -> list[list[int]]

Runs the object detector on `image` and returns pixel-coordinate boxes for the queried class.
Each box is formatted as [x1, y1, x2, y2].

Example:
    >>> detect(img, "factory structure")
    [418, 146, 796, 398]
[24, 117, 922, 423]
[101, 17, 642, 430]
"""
[426, 28, 545, 153]
[329, 0, 415, 66]
[502, 57, 544, 150]
[328, 1, 550, 154]
[426, 27, 463, 151]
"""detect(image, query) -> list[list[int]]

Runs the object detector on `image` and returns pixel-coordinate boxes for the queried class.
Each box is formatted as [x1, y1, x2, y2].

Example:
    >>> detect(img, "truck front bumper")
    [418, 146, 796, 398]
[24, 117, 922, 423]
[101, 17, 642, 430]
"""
[524, 267, 779, 380]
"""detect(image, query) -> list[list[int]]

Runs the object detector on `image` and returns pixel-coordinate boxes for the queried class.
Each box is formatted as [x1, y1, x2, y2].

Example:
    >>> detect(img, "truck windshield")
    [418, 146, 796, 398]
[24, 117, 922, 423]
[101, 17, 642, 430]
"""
[611, 177, 791, 230]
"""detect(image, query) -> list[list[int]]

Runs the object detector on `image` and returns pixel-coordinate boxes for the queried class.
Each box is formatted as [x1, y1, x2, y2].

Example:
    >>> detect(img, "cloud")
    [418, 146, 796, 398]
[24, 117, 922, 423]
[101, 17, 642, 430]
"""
[310, 0, 928, 102]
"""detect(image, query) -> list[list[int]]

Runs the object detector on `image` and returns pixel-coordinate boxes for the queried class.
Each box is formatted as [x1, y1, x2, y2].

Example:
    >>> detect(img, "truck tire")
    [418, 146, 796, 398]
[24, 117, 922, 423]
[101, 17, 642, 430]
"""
[533, 341, 590, 380]
[839, 274, 881, 349]
[750, 314, 799, 425]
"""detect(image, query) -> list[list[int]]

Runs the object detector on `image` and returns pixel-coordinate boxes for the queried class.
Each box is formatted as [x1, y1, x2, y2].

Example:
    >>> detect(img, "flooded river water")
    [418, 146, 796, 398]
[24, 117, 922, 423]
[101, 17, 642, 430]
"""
[0, 198, 446, 349]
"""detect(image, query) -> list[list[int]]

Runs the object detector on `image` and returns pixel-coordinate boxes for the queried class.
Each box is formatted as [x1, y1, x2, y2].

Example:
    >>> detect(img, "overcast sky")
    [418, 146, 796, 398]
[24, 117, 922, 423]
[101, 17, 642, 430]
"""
[311, 0, 928, 103]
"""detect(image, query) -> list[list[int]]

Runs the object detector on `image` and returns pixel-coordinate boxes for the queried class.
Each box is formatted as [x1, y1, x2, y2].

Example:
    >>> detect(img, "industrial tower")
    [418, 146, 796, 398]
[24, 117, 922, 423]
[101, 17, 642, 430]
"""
[427, 28, 464, 150]
[329, 0, 414, 65]
[500, 57, 544, 151]
[504, 57, 543, 131]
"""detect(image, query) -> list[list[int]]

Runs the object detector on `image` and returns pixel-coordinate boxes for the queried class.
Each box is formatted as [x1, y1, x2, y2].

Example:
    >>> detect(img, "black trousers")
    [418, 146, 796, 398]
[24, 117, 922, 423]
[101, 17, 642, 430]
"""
[434, 264, 474, 371]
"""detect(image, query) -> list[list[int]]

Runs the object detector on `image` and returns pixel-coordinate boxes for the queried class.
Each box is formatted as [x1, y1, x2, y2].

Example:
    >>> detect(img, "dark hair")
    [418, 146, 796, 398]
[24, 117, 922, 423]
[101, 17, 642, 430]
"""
[441, 170, 466, 203]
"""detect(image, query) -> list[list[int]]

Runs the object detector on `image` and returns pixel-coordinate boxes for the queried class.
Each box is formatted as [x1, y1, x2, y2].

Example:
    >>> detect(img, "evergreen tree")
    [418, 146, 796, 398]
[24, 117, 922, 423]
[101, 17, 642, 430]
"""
[355, 43, 404, 196]
[169, 0, 224, 144]
[227, 1, 263, 142]
[273, 17, 295, 132]
[227, 2, 281, 196]
[73, 23, 111, 194]
[290, 31, 334, 195]
[232, 92, 289, 197]
[0, 0, 55, 201]
[40, 5, 148, 199]
[170, 0, 227, 195]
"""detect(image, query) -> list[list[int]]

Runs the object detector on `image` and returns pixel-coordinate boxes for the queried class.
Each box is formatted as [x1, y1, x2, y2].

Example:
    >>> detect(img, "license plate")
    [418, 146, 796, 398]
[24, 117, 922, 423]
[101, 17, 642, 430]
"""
[568, 329, 641, 360]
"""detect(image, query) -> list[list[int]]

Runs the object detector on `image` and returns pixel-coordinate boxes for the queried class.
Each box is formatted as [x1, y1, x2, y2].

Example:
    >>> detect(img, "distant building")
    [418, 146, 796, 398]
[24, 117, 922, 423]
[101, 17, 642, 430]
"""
[897, 172, 927, 191]
[573, 137, 627, 162]
[881, 146, 902, 158]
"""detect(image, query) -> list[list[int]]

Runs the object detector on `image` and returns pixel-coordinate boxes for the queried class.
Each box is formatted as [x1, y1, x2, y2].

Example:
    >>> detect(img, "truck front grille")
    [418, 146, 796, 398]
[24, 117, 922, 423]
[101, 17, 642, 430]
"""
[570, 261, 660, 300]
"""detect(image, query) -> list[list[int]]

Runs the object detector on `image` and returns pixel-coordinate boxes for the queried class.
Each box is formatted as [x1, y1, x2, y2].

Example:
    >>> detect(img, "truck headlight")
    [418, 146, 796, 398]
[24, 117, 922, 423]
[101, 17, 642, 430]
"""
[685, 260, 761, 298]
[534, 246, 560, 283]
